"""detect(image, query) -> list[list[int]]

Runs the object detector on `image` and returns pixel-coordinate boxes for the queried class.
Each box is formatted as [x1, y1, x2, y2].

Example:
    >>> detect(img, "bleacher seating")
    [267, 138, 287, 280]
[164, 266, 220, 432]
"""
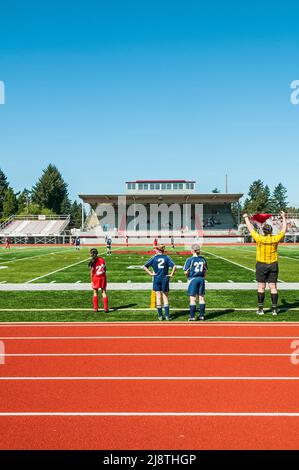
[0, 217, 69, 236]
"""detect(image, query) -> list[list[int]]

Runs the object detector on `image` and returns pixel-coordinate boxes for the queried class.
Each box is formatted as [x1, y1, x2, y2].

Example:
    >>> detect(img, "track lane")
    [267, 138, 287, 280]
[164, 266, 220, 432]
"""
[1, 323, 299, 337]
[0, 355, 298, 377]
[0, 380, 299, 412]
[1, 337, 297, 354]
[0, 415, 299, 449]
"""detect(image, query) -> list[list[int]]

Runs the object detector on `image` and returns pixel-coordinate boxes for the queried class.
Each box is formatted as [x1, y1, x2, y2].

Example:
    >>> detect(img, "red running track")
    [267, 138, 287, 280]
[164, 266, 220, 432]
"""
[0, 322, 299, 449]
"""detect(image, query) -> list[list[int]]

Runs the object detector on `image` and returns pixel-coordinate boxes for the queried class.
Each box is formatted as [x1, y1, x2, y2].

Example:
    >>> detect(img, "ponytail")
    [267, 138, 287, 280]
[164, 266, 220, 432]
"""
[88, 248, 98, 268]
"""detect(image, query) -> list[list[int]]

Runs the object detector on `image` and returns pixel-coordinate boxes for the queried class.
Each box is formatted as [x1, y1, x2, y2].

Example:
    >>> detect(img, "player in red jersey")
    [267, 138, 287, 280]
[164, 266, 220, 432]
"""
[5, 237, 10, 249]
[153, 238, 158, 249]
[88, 248, 109, 313]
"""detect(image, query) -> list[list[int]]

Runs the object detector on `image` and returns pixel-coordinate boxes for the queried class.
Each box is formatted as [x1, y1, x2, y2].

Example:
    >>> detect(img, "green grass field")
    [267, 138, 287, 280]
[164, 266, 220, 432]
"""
[0, 244, 299, 322]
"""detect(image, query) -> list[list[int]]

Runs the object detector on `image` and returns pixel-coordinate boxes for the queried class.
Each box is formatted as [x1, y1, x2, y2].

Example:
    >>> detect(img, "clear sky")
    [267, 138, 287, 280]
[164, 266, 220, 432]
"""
[0, 1, 298, 205]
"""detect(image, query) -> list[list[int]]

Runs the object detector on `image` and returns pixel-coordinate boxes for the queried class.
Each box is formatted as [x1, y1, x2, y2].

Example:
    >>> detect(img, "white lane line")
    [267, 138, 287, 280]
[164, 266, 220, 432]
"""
[0, 335, 296, 340]
[0, 376, 298, 380]
[0, 412, 298, 417]
[4, 353, 295, 357]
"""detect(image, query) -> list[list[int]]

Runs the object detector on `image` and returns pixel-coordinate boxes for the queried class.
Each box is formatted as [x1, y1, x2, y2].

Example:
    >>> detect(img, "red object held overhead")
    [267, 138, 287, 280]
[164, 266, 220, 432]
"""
[251, 213, 272, 224]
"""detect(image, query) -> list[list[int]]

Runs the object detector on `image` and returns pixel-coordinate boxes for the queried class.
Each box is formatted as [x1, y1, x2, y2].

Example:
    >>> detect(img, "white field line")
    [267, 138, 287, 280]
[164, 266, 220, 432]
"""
[0, 376, 299, 381]
[0, 249, 72, 265]
[280, 255, 299, 262]
[0, 335, 297, 340]
[0, 412, 299, 417]
[1, 321, 299, 326]
[1, 307, 299, 312]
[203, 250, 285, 283]
[25, 248, 124, 283]
[4, 353, 296, 357]
[25, 258, 90, 283]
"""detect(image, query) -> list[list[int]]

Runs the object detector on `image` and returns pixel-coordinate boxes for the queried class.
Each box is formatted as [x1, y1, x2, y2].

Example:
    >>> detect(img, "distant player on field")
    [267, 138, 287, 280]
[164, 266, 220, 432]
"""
[184, 244, 208, 321]
[89, 248, 109, 313]
[5, 237, 10, 249]
[243, 211, 287, 315]
[106, 237, 112, 255]
[170, 235, 175, 249]
[143, 245, 176, 321]
[125, 235, 129, 248]
[75, 237, 81, 251]
[153, 238, 158, 249]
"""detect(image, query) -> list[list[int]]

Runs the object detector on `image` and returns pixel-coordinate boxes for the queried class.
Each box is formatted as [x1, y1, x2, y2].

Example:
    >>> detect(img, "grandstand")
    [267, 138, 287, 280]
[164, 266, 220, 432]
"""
[0, 215, 70, 244]
[79, 180, 244, 244]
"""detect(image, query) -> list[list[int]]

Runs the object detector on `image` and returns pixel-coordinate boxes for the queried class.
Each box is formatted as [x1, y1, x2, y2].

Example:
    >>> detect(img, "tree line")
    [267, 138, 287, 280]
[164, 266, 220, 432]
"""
[0, 164, 84, 228]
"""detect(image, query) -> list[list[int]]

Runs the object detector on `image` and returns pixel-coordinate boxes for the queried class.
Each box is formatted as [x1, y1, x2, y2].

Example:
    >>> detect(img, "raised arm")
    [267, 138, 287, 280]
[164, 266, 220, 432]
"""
[242, 213, 254, 232]
[280, 211, 287, 233]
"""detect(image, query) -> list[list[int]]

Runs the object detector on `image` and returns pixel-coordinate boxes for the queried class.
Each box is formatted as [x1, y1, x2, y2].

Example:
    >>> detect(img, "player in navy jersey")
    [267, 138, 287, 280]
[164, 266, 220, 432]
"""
[106, 237, 112, 255]
[183, 244, 208, 321]
[143, 245, 176, 321]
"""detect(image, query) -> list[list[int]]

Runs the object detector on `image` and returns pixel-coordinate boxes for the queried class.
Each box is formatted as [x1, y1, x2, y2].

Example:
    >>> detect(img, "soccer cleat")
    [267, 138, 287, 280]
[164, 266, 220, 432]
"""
[272, 308, 278, 316]
[104, 309, 109, 313]
[188, 317, 196, 321]
[165, 316, 170, 321]
[158, 316, 163, 321]
[256, 309, 264, 315]
[198, 315, 204, 321]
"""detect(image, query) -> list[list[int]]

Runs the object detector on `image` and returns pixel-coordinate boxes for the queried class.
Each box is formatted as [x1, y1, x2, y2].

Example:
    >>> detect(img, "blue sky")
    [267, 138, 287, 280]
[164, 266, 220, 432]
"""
[0, 1, 298, 205]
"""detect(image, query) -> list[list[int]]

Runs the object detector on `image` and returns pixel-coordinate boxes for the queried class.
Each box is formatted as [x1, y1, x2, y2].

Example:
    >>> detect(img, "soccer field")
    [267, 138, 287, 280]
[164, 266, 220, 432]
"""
[0, 244, 299, 322]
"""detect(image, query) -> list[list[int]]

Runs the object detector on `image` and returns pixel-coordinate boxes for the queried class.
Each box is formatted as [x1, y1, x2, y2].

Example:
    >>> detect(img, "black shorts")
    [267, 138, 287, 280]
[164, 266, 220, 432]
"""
[256, 262, 278, 283]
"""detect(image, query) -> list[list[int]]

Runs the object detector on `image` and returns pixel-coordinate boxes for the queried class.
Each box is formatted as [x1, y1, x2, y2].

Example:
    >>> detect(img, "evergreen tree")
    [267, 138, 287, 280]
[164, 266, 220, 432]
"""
[69, 201, 84, 228]
[18, 203, 56, 216]
[3, 188, 18, 219]
[17, 189, 31, 214]
[243, 180, 271, 213]
[0, 168, 9, 216]
[271, 183, 288, 212]
[31, 164, 69, 214]
[60, 195, 72, 215]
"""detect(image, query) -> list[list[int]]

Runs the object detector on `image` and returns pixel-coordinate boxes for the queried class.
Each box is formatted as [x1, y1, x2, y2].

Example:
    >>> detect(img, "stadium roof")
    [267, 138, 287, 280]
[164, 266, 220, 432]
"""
[126, 180, 196, 183]
[79, 193, 243, 204]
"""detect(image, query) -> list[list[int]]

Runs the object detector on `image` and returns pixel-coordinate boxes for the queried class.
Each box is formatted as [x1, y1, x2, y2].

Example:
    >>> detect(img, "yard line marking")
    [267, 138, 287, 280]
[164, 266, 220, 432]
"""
[0, 376, 299, 381]
[0, 249, 72, 265]
[203, 250, 256, 272]
[280, 255, 299, 262]
[25, 248, 124, 283]
[25, 258, 90, 283]
[203, 250, 285, 283]
[4, 353, 295, 357]
[0, 335, 297, 340]
[0, 412, 299, 417]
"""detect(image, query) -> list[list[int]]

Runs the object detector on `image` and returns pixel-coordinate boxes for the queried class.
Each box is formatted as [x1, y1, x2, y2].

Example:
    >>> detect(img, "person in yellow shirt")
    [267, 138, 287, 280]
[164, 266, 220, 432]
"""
[243, 211, 287, 315]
